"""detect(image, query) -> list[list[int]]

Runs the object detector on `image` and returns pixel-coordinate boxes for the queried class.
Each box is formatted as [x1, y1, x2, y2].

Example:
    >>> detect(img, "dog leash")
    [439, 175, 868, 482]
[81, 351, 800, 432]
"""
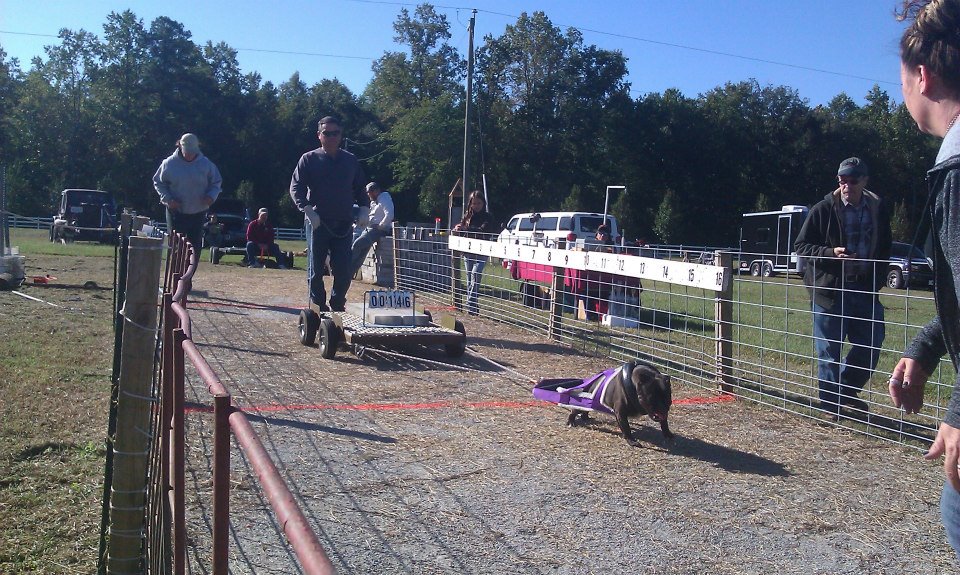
[463, 349, 537, 384]
[354, 345, 536, 385]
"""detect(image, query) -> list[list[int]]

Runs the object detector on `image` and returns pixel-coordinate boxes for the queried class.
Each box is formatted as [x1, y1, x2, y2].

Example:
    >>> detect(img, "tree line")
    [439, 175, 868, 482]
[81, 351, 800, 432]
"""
[0, 5, 940, 247]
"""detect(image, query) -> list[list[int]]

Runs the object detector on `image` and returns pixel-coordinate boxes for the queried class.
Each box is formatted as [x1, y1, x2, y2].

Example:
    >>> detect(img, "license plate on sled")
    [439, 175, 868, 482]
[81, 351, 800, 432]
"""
[366, 290, 414, 310]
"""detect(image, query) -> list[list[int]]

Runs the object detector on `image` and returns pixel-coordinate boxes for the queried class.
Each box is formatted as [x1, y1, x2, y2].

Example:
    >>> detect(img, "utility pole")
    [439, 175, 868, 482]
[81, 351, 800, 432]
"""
[461, 9, 476, 202]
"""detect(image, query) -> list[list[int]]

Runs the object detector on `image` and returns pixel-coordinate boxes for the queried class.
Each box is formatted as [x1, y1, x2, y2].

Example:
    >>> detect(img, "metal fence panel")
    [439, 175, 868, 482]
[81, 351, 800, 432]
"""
[392, 227, 944, 449]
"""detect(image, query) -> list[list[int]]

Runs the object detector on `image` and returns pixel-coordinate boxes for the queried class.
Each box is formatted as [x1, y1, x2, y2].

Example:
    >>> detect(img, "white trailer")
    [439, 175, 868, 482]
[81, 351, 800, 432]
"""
[738, 205, 809, 277]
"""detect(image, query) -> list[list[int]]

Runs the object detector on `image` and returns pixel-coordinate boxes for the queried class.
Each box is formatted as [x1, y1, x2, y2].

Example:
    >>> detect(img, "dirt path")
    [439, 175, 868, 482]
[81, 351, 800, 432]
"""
[180, 261, 955, 574]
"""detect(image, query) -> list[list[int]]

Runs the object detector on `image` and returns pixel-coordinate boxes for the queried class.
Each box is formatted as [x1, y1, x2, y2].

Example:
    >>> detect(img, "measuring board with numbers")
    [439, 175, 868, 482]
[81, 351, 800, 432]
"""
[448, 236, 730, 292]
[361, 290, 416, 327]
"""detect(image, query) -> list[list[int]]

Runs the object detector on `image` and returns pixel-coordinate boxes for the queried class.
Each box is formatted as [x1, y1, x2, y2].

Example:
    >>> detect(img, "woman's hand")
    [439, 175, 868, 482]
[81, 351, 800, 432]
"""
[889, 357, 928, 415]
[925, 423, 960, 493]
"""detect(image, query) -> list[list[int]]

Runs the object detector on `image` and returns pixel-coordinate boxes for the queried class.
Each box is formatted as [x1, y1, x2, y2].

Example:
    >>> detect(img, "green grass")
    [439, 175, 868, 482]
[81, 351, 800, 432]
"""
[10, 227, 306, 266]
[728, 274, 943, 397]
[0, 251, 114, 574]
[10, 227, 119, 258]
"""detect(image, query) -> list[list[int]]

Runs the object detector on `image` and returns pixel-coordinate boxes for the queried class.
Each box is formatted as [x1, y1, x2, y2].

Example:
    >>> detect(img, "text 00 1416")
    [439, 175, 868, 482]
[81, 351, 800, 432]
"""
[366, 290, 413, 310]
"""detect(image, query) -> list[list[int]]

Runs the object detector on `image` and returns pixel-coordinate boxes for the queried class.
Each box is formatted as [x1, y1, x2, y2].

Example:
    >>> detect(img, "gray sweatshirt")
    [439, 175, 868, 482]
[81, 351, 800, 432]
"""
[153, 150, 223, 215]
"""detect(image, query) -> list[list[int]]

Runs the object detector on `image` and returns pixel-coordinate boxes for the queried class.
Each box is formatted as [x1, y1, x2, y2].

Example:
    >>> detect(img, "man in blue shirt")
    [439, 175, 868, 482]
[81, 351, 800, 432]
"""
[289, 117, 367, 311]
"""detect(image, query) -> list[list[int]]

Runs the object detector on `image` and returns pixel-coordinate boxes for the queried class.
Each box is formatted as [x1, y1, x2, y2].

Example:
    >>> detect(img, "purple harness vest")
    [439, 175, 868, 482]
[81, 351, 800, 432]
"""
[532, 364, 632, 414]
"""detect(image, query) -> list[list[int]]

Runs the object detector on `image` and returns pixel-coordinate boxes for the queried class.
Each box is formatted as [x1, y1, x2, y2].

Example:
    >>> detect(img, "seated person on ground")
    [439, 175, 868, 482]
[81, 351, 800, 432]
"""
[246, 208, 285, 268]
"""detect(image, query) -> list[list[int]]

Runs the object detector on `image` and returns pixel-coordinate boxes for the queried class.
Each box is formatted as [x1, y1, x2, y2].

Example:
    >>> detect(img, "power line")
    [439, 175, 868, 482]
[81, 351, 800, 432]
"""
[565, 25, 898, 87]
[340, 0, 897, 88]
[3, 3, 899, 90]
[0, 30, 58, 39]
[234, 47, 376, 60]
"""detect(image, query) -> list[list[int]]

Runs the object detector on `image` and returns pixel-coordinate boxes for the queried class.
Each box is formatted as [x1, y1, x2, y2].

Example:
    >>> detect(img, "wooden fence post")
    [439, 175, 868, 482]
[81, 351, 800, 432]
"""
[548, 239, 566, 339]
[715, 250, 733, 392]
[451, 248, 462, 311]
[390, 222, 400, 290]
[106, 236, 163, 574]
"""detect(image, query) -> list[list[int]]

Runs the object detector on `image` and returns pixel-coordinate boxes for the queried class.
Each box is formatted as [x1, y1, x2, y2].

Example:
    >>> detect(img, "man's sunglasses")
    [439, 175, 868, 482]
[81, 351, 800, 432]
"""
[839, 177, 860, 185]
[321, 130, 341, 137]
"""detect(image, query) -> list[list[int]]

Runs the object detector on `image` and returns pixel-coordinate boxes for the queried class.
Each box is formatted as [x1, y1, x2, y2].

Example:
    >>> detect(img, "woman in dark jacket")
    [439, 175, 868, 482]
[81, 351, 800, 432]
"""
[453, 191, 493, 315]
[890, 0, 960, 559]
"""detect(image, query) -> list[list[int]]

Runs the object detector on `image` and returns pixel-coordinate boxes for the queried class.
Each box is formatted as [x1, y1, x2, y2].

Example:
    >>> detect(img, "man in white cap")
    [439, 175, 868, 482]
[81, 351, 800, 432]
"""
[153, 133, 223, 253]
[350, 181, 394, 278]
[245, 208, 286, 269]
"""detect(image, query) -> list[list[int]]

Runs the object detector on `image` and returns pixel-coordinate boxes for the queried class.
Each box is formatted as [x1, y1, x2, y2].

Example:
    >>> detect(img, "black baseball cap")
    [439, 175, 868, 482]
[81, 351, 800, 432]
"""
[838, 157, 868, 177]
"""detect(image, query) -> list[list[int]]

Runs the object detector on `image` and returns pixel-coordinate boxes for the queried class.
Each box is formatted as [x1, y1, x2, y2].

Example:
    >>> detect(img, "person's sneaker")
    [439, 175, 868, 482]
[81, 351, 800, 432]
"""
[248, 262, 261, 269]
[278, 264, 288, 270]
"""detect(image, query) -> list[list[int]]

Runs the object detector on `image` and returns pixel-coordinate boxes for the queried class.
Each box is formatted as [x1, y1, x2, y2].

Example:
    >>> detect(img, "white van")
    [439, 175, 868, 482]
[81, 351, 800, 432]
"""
[497, 212, 620, 247]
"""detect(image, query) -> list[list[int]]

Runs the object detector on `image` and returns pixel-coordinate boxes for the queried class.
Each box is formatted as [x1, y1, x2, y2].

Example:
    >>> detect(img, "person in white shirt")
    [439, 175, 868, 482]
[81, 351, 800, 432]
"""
[350, 182, 395, 277]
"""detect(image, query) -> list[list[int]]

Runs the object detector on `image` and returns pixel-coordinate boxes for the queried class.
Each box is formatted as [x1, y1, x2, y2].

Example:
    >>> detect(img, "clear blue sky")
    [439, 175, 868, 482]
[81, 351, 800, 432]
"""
[0, 0, 909, 107]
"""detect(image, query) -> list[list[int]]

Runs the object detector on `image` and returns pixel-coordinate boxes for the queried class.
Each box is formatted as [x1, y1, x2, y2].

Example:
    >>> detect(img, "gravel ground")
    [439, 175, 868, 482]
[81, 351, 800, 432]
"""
[178, 262, 956, 575]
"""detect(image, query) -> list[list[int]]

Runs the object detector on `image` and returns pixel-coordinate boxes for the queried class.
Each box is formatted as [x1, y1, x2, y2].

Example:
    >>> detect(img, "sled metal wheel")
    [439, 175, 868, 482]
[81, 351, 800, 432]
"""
[319, 318, 340, 359]
[444, 320, 467, 358]
[298, 309, 319, 346]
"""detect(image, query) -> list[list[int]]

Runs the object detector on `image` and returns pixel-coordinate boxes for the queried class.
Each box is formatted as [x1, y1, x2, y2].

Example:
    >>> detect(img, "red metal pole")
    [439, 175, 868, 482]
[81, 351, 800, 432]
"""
[212, 394, 232, 575]
[173, 328, 186, 575]
[229, 412, 336, 575]
[160, 291, 173, 503]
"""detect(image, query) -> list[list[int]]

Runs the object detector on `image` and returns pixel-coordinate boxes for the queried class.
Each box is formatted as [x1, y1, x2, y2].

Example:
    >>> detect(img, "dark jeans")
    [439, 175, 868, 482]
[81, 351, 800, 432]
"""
[812, 290, 885, 410]
[307, 218, 353, 310]
[245, 241, 282, 265]
[167, 209, 206, 255]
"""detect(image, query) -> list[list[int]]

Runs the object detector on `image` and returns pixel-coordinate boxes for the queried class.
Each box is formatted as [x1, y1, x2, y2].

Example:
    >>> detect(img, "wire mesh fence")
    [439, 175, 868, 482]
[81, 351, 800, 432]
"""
[392, 226, 949, 450]
[97, 220, 334, 575]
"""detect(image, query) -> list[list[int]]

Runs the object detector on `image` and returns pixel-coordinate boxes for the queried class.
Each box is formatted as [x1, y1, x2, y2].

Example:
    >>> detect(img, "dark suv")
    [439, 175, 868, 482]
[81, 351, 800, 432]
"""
[50, 189, 118, 243]
[887, 241, 934, 289]
[204, 197, 250, 249]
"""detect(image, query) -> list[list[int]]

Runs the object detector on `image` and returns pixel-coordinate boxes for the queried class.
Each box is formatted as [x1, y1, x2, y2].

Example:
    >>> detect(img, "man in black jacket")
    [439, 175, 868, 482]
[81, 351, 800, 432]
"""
[795, 157, 893, 417]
